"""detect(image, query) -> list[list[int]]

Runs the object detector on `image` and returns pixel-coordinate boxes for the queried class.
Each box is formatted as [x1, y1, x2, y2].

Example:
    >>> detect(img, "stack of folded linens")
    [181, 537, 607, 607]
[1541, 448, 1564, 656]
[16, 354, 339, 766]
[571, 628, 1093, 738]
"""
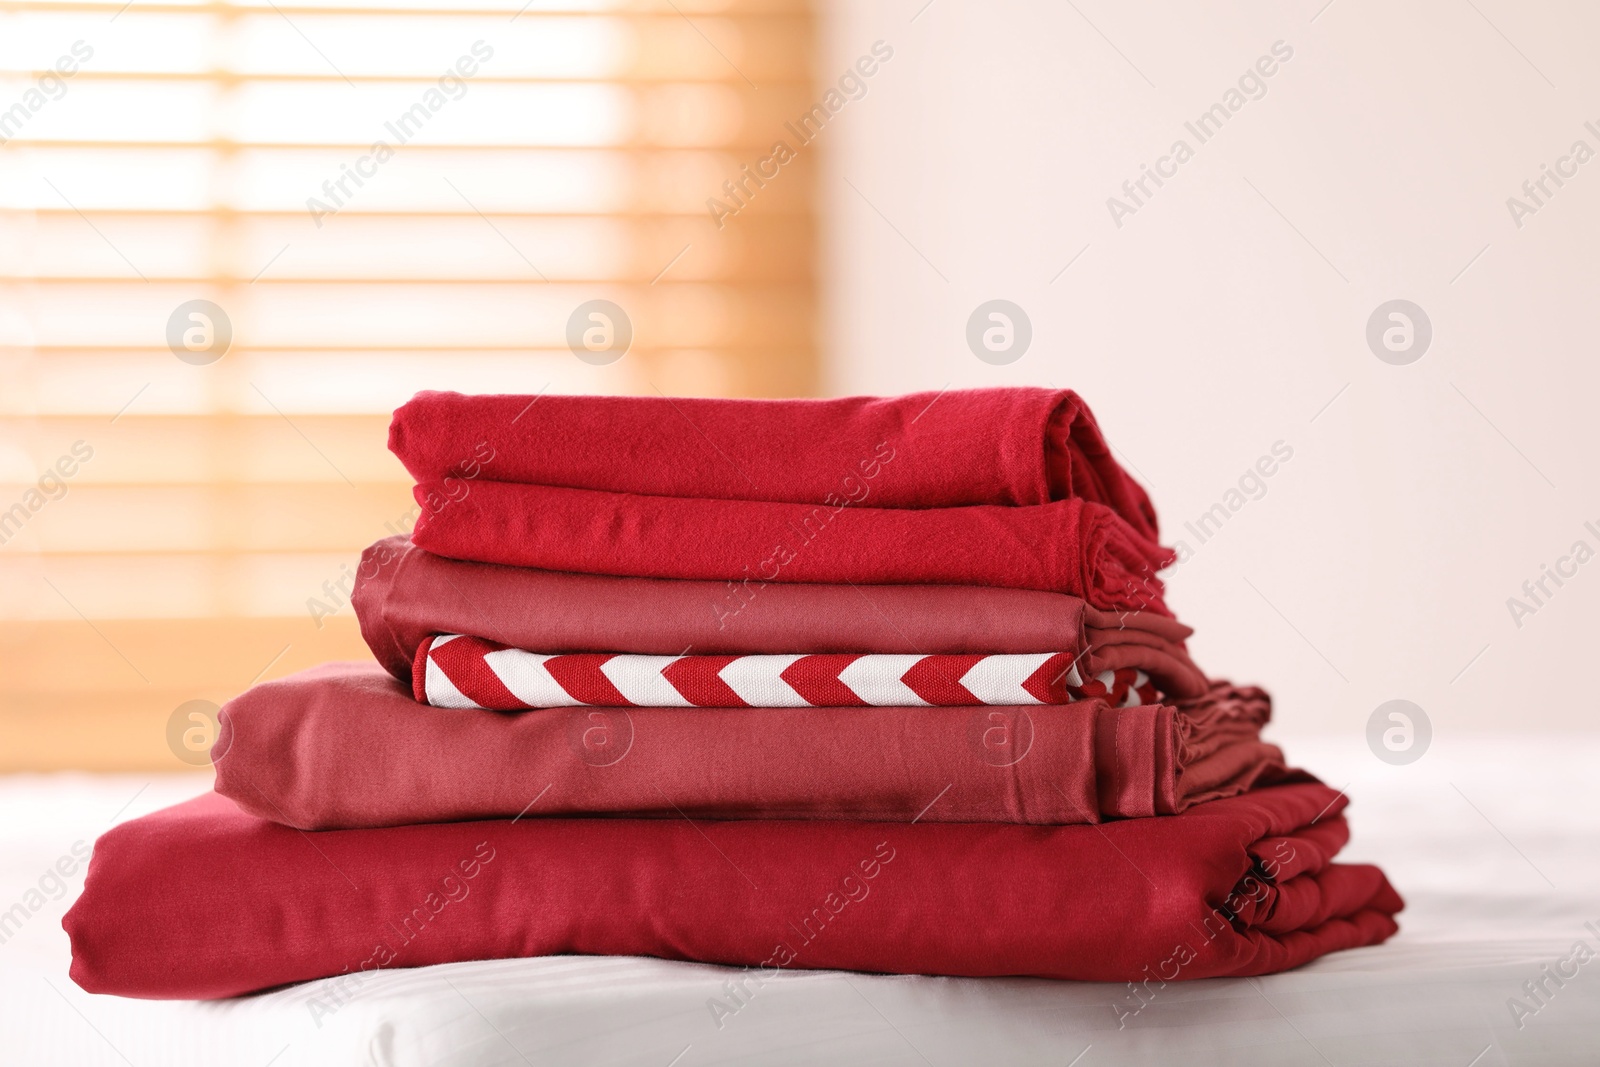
[65, 388, 1401, 1000]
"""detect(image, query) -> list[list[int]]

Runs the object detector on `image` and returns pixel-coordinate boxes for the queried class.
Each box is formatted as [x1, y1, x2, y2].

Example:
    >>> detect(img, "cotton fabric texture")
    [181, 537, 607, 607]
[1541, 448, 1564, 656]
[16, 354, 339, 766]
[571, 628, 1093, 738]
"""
[387, 387, 1161, 542]
[210, 662, 1289, 829]
[64, 783, 1398, 1000]
[352, 535, 1206, 698]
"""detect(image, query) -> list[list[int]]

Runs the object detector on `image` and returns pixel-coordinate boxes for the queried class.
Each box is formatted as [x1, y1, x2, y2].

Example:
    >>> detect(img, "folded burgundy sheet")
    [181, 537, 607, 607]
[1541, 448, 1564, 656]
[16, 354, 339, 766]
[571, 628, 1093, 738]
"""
[66, 782, 1400, 999]
[407, 483, 1173, 613]
[353, 536, 1206, 698]
[211, 662, 1289, 829]
[388, 387, 1161, 543]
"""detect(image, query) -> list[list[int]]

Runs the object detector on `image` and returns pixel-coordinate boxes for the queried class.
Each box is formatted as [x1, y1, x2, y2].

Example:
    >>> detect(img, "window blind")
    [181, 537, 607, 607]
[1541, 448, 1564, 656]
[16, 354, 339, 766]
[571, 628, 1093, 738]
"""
[0, 0, 816, 769]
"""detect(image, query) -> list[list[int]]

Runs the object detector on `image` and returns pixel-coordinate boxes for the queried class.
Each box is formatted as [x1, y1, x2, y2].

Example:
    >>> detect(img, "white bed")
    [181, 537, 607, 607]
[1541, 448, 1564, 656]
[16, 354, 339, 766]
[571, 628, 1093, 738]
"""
[5, 733, 1598, 1066]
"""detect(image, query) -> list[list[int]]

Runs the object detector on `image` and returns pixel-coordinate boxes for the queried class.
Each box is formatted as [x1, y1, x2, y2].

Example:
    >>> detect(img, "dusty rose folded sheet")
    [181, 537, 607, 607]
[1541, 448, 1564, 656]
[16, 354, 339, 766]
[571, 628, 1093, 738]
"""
[407, 483, 1173, 613]
[388, 387, 1161, 543]
[414, 638, 1161, 709]
[352, 536, 1207, 698]
[211, 662, 1288, 829]
[65, 782, 1400, 999]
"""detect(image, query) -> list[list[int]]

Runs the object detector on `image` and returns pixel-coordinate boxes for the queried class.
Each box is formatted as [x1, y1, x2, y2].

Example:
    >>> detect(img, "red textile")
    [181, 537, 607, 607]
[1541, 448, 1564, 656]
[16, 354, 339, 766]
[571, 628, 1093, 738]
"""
[65, 783, 1400, 999]
[387, 387, 1161, 542]
[211, 662, 1289, 829]
[407, 482, 1173, 613]
[352, 536, 1207, 699]
[415, 637, 1160, 709]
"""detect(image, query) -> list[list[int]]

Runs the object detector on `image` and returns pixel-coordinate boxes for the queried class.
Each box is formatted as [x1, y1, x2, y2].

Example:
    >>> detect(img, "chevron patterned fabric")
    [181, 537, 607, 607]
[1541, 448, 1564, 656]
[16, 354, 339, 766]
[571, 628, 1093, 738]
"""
[414, 634, 1159, 710]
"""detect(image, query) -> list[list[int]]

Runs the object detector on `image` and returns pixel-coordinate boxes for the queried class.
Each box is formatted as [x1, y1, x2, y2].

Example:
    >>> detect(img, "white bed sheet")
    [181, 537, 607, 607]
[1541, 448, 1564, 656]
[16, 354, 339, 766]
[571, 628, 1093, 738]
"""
[4, 732, 1598, 1066]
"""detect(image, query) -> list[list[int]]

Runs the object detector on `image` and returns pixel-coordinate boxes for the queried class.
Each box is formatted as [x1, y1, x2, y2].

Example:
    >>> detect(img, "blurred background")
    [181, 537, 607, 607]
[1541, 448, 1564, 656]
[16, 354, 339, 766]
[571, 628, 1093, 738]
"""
[2, 0, 1596, 769]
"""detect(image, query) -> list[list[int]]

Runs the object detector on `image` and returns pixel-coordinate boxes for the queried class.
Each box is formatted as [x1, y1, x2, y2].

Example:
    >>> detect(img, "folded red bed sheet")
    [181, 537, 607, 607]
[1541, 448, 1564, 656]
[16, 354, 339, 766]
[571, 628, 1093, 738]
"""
[407, 483, 1173, 613]
[416, 638, 1164, 709]
[353, 536, 1206, 698]
[211, 662, 1288, 829]
[388, 387, 1161, 543]
[65, 782, 1400, 999]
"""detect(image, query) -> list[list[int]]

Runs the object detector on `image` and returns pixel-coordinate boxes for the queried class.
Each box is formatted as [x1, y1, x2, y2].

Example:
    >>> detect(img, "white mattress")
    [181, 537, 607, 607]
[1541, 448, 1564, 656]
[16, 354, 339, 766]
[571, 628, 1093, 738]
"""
[5, 733, 1599, 1066]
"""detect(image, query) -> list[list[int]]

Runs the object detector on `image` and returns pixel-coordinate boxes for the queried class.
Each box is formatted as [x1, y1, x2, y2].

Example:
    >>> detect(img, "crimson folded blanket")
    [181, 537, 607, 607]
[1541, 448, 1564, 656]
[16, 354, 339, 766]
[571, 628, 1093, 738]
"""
[211, 662, 1289, 829]
[352, 536, 1207, 699]
[417, 638, 1162, 709]
[65, 782, 1400, 999]
[388, 387, 1161, 542]
[407, 483, 1173, 613]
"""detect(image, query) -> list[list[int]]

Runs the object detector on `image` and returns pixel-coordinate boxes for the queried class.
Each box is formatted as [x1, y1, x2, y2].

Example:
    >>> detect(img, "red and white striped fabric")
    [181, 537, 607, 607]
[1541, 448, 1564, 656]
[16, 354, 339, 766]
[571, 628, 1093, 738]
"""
[414, 635, 1159, 710]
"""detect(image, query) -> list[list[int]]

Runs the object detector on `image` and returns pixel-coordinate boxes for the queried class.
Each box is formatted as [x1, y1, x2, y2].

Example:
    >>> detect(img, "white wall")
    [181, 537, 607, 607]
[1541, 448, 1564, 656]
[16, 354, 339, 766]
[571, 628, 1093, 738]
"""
[820, 0, 1600, 732]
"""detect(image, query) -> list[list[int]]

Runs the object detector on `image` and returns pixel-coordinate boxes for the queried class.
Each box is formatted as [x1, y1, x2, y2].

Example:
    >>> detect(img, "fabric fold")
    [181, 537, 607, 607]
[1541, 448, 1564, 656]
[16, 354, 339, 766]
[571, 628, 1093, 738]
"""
[387, 387, 1161, 542]
[210, 662, 1291, 830]
[64, 783, 1400, 1000]
[352, 536, 1206, 698]
[407, 483, 1173, 613]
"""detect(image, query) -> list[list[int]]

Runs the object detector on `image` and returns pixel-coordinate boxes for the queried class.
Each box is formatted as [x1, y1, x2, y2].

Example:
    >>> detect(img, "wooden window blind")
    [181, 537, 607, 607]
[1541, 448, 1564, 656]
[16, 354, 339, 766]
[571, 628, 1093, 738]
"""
[0, 0, 816, 769]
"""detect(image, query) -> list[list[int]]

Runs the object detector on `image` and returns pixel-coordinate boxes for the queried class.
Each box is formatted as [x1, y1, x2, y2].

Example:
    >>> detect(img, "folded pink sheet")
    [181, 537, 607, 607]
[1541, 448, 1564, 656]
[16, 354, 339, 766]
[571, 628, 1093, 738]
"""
[212, 662, 1289, 829]
[388, 387, 1161, 542]
[353, 536, 1208, 698]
